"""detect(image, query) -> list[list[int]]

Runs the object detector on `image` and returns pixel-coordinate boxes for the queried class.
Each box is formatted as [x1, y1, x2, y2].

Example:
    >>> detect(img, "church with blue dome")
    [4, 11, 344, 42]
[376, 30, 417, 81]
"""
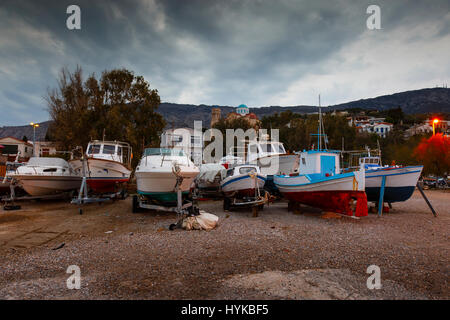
[235, 104, 249, 116]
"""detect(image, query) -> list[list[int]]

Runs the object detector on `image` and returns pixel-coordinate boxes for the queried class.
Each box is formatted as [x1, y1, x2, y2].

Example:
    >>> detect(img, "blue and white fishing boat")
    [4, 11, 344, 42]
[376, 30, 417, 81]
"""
[221, 164, 266, 198]
[274, 95, 368, 217]
[274, 150, 368, 217]
[360, 156, 423, 203]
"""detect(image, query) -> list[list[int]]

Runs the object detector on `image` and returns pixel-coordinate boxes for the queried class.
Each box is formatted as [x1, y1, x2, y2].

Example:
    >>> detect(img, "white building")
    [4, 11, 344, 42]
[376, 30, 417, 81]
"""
[0, 136, 33, 160]
[373, 123, 394, 138]
[33, 141, 58, 157]
[160, 128, 203, 164]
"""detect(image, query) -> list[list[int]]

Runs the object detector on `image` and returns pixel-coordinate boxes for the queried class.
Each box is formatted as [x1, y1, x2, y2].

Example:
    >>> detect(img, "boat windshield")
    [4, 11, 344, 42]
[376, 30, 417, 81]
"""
[272, 143, 285, 153]
[239, 167, 257, 174]
[259, 144, 273, 153]
[87, 144, 101, 154]
[103, 145, 116, 154]
[143, 148, 186, 157]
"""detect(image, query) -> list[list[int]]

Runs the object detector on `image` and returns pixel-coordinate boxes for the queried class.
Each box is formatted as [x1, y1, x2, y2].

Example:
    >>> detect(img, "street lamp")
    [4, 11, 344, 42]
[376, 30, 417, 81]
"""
[432, 119, 439, 136]
[30, 122, 39, 156]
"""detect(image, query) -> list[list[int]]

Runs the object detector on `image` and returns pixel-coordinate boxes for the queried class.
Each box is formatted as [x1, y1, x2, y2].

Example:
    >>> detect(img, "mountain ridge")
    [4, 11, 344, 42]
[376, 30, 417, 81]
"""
[1, 87, 449, 139]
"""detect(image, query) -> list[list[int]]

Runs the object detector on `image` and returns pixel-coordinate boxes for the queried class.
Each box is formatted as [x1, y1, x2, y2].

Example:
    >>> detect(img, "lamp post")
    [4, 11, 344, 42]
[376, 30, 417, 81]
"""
[30, 122, 39, 156]
[432, 119, 439, 136]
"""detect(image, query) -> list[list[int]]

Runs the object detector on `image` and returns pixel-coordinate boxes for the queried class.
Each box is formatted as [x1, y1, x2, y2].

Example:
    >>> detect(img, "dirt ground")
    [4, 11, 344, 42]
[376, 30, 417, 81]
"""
[0, 190, 448, 300]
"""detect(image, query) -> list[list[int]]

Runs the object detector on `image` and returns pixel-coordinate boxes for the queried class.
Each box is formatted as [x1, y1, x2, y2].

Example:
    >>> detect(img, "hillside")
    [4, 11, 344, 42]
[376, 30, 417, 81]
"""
[1, 88, 449, 138]
[0, 121, 51, 141]
[158, 88, 450, 128]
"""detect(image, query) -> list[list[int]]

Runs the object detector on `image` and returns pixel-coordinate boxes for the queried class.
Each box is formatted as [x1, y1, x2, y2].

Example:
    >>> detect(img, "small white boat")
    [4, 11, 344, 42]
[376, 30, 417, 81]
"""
[10, 157, 81, 196]
[70, 140, 132, 193]
[135, 148, 199, 204]
[360, 156, 423, 203]
[221, 164, 266, 197]
[274, 150, 367, 217]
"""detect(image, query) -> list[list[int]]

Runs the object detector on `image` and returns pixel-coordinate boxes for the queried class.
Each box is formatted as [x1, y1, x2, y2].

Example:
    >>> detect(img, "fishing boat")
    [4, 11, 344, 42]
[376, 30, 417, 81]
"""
[360, 156, 423, 203]
[221, 164, 266, 198]
[274, 150, 367, 217]
[71, 140, 132, 193]
[9, 157, 82, 196]
[274, 95, 368, 217]
[135, 148, 199, 205]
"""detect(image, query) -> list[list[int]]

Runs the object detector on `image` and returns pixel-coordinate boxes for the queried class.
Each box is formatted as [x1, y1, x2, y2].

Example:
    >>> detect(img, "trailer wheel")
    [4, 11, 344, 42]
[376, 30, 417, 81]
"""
[223, 197, 231, 211]
[132, 195, 140, 213]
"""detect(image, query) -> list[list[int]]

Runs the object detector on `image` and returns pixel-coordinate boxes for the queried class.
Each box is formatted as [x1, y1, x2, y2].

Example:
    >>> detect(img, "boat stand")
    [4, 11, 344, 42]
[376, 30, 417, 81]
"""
[376, 177, 438, 217]
[416, 183, 437, 217]
[71, 157, 127, 215]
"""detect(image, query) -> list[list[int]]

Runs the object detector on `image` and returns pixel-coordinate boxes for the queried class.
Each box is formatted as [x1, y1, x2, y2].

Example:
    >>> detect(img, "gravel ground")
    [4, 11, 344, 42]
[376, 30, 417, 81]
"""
[0, 190, 448, 300]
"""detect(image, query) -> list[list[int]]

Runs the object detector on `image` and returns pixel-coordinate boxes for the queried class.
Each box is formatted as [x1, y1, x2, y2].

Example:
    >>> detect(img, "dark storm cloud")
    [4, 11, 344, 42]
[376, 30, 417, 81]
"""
[0, 0, 449, 125]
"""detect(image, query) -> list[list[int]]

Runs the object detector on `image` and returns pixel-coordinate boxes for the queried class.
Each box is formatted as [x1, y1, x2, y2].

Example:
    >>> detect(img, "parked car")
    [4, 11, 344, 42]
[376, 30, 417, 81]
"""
[422, 176, 448, 189]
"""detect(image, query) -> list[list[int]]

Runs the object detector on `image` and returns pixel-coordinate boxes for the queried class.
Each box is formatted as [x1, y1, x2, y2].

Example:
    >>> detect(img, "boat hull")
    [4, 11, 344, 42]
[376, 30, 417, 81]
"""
[71, 158, 131, 193]
[221, 174, 266, 198]
[136, 166, 198, 204]
[13, 175, 82, 196]
[365, 166, 423, 203]
[274, 171, 367, 217]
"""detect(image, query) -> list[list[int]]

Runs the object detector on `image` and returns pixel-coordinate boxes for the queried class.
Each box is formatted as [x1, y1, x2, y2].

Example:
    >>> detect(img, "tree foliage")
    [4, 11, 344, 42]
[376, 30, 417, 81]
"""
[414, 134, 450, 176]
[46, 66, 165, 165]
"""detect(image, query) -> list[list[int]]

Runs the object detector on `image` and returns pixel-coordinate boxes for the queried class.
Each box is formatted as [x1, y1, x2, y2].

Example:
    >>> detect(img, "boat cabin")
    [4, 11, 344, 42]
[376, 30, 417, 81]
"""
[86, 140, 132, 166]
[225, 164, 260, 179]
[247, 141, 286, 163]
[359, 156, 381, 170]
[298, 150, 341, 177]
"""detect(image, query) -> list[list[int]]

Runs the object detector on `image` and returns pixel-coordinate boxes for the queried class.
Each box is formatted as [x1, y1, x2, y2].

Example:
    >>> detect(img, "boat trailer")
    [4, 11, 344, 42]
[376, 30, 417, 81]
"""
[71, 156, 128, 215]
[132, 173, 200, 229]
[2, 178, 73, 211]
[223, 175, 269, 217]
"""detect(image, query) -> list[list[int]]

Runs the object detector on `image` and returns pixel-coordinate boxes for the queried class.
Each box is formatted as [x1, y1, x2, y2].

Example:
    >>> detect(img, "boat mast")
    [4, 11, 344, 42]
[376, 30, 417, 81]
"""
[318, 94, 321, 150]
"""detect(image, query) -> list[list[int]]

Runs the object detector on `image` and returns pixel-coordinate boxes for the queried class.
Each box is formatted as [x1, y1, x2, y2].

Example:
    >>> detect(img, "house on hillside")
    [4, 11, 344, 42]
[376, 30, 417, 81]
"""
[0, 137, 33, 161]
[211, 104, 260, 129]
[373, 123, 394, 138]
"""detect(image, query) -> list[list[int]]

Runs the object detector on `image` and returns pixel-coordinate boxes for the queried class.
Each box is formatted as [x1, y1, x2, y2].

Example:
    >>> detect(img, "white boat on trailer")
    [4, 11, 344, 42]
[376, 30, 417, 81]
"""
[221, 164, 266, 197]
[70, 140, 132, 194]
[134, 148, 199, 209]
[221, 164, 267, 212]
[9, 157, 81, 196]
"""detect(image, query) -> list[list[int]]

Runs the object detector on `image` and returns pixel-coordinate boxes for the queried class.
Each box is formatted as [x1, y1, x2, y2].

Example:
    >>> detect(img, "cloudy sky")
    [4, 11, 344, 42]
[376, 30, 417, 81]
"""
[1, 0, 449, 125]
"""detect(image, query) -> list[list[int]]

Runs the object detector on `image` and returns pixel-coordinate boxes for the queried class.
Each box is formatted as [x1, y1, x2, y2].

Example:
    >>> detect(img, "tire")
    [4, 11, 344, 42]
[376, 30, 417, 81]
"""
[132, 195, 140, 213]
[223, 197, 231, 211]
